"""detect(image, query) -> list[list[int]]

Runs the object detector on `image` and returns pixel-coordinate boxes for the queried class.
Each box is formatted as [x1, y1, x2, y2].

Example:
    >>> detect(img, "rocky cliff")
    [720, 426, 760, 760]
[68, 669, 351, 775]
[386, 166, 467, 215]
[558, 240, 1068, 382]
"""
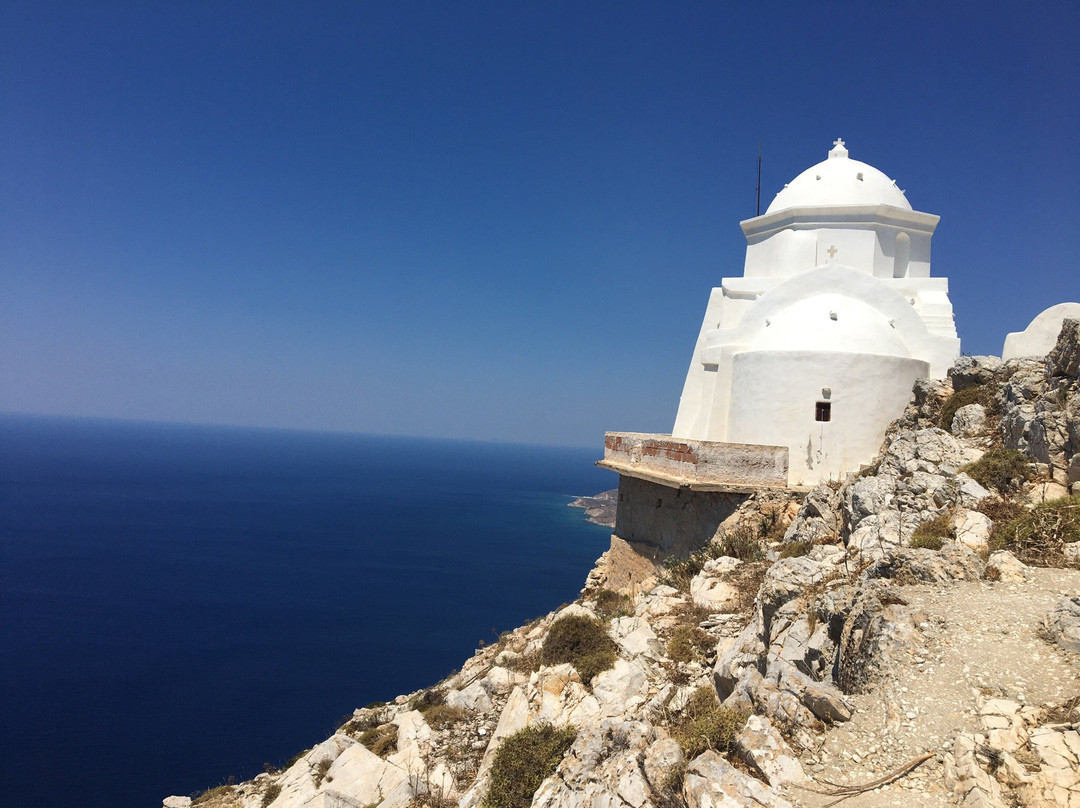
[168, 320, 1080, 808]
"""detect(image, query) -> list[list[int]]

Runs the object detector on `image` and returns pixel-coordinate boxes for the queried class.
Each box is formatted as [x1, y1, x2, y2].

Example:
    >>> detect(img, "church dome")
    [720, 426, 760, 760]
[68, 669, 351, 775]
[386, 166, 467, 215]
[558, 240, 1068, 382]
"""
[765, 139, 912, 214]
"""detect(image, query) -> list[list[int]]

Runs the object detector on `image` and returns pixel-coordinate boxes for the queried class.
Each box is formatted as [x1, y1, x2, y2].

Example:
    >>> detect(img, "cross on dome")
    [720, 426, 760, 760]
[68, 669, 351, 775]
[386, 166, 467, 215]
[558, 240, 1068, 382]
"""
[829, 138, 849, 158]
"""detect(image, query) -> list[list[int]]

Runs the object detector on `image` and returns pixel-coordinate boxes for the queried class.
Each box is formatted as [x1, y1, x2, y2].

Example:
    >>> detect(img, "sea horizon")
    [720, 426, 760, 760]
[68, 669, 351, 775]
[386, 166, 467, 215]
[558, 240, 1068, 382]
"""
[0, 411, 606, 454]
[0, 414, 614, 807]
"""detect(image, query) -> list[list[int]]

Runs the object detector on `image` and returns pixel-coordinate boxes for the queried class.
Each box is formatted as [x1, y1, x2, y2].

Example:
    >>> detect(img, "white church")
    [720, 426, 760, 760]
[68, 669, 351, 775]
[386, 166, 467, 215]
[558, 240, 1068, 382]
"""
[600, 140, 962, 552]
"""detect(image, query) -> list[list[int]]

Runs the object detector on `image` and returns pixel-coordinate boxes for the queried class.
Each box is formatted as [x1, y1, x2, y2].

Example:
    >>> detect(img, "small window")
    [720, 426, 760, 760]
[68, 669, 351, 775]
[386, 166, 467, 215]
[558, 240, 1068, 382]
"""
[815, 402, 832, 422]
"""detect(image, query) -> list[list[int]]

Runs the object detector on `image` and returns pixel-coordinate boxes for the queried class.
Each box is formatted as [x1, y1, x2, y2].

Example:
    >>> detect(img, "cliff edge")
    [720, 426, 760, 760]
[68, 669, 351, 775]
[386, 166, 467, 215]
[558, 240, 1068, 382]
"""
[168, 320, 1080, 808]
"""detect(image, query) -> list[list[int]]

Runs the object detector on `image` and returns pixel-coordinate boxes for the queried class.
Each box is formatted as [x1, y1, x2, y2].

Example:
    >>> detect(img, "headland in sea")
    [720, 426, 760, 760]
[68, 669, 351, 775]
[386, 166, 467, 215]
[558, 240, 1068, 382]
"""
[0, 414, 614, 808]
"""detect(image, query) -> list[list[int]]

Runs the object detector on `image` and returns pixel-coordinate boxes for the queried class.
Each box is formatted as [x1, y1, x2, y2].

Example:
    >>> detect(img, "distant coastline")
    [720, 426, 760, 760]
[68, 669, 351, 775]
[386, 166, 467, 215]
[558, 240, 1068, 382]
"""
[568, 488, 617, 528]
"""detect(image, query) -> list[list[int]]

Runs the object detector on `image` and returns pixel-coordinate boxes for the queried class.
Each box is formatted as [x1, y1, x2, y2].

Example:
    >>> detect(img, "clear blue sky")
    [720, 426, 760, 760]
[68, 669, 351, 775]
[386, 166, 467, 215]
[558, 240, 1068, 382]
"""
[3, 1, 1078, 447]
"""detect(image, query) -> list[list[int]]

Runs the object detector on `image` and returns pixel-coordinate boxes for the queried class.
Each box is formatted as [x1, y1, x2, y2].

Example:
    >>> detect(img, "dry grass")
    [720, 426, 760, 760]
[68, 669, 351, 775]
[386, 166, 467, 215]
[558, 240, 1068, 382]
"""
[989, 495, 1080, 565]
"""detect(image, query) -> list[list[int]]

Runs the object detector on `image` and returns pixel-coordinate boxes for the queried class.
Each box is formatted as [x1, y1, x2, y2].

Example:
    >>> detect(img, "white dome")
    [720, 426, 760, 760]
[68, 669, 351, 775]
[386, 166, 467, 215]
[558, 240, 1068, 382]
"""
[750, 293, 912, 357]
[765, 139, 912, 214]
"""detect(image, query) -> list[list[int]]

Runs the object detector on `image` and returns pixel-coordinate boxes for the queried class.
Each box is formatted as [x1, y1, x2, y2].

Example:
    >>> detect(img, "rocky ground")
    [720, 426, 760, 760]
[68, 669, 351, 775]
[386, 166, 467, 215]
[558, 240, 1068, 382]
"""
[166, 321, 1080, 808]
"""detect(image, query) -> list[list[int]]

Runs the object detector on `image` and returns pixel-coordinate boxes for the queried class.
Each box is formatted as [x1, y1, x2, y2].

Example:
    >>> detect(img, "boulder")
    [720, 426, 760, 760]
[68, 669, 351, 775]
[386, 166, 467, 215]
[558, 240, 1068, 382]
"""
[322, 743, 410, 808]
[532, 720, 655, 808]
[951, 403, 987, 437]
[836, 581, 918, 693]
[1046, 597, 1080, 654]
[864, 542, 985, 584]
[1047, 317, 1080, 379]
[689, 557, 744, 610]
[985, 550, 1028, 583]
[643, 737, 684, 791]
[953, 509, 992, 550]
[162, 798, 191, 808]
[591, 659, 650, 717]
[714, 616, 765, 699]
[683, 751, 793, 808]
[880, 427, 971, 477]
[610, 616, 665, 661]
[734, 714, 806, 787]
[949, 355, 1003, 390]
[446, 682, 494, 713]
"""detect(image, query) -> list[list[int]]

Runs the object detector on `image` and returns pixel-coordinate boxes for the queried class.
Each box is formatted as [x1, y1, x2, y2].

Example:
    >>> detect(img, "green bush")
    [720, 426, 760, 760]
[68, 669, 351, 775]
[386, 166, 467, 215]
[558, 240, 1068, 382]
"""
[541, 615, 618, 684]
[939, 384, 986, 431]
[910, 512, 953, 550]
[481, 724, 577, 808]
[989, 495, 1080, 565]
[671, 686, 747, 759]
[961, 448, 1032, 494]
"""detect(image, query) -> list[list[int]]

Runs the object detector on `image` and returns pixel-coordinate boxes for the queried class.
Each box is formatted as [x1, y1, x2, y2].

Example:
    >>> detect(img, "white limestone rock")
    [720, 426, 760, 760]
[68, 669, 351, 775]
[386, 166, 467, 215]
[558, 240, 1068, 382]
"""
[162, 798, 192, 808]
[951, 403, 987, 437]
[445, 682, 493, 713]
[1046, 597, 1080, 654]
[643, 737, 684, 790]
[321, 743, 410, 807]
[986, 550, 1028, 583]
[689, 556, 744, 610]
[683, 750, 793, 808]
[949, 355, 1002, 390]
[591, 659, 650, 717]
[734, 714, 806, 787]
[610, 616, 665, 661]
[953, 508, 992, 550]
[880, 427, 973, 477]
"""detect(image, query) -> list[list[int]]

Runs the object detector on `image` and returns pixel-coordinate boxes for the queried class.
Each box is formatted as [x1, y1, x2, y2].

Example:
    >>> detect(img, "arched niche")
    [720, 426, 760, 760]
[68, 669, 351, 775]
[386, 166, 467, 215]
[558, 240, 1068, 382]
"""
[893, 232, 910, 278]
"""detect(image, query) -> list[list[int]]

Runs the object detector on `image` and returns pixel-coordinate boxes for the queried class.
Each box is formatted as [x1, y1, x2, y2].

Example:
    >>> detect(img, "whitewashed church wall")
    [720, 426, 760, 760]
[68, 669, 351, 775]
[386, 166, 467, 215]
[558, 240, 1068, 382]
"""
[726, 350, 929, 485]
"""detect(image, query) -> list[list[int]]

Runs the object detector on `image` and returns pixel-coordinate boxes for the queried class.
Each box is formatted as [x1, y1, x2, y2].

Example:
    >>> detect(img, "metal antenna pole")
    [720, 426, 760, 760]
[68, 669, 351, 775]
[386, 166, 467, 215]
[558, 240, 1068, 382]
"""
[755, 140, 762, 217]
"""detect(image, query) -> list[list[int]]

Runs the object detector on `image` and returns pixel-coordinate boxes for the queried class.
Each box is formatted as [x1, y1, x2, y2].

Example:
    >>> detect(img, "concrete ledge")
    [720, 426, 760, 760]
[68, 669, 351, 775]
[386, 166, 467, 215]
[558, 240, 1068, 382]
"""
[598, 432, 789, 492]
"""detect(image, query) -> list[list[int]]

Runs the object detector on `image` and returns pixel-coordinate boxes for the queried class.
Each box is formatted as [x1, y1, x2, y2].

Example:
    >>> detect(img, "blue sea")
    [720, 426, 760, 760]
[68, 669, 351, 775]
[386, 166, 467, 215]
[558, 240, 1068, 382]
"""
[0, 415, 614, 808]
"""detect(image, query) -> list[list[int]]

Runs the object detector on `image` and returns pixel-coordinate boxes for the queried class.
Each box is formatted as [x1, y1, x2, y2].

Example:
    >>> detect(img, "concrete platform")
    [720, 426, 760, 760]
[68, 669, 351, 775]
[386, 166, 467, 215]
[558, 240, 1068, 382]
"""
[598, 431, 790, 493]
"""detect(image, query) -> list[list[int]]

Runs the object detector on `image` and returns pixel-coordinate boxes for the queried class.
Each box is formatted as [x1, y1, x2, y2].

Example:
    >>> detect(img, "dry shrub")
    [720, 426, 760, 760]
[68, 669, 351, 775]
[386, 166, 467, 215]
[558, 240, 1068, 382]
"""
[779, 539, 813, 558]
[939, 384, 987, 431]
[989, 495, 1080, 565]
[961, 448, 1032, 494]
[910, 512, 954, 550]
[671, 686, 747, 759]
[666, 624, 714, 663]
[358, 724, 398, 757]
[714, 524, 765, 561]
[541, 614, 618, 684]
[424, 704, 469, 730]
[977, 498, 1027, 525]
[409, 688, 446, 713]
[481, 724, 577, 808]
[587, 588, 632, 620]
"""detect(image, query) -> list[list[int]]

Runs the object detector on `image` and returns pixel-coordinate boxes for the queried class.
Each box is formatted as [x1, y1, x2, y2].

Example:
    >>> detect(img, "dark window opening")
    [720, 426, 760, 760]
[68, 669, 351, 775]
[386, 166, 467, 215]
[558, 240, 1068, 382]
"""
[816, 402, 832, 422]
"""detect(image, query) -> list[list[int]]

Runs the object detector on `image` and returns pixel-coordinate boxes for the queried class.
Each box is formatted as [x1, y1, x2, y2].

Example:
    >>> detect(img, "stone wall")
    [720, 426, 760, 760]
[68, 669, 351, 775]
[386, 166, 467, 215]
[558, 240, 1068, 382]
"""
[613, 475, 746, 560]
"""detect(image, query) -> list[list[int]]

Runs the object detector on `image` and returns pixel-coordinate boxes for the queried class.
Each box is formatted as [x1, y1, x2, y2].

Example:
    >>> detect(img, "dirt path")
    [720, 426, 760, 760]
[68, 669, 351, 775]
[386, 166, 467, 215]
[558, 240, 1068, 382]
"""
[784, 567, 1080, 807]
